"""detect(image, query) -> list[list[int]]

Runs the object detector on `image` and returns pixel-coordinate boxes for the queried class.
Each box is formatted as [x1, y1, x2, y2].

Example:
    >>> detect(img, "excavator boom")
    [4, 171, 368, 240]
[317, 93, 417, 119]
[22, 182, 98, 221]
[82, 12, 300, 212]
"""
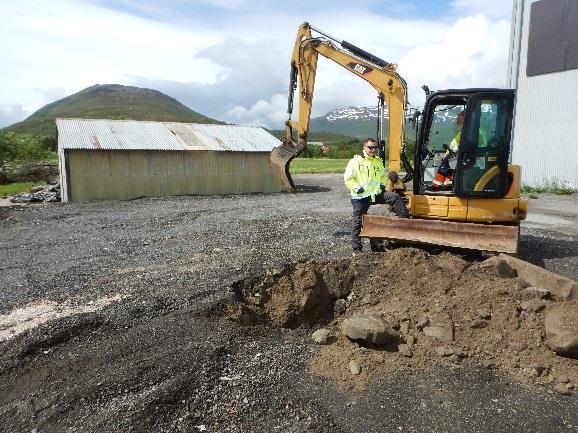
[271, 22, 407, 192]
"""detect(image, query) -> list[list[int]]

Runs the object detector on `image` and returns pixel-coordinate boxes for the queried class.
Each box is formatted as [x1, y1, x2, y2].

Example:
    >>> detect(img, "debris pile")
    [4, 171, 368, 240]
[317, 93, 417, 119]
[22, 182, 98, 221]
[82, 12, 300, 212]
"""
[9, 181, 61, 203]
[230, 248, 578, 395]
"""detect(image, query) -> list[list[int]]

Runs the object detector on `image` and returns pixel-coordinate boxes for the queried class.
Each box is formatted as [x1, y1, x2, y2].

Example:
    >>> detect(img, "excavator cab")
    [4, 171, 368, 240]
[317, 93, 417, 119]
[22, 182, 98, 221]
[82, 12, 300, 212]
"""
[415, 89, 515, 199]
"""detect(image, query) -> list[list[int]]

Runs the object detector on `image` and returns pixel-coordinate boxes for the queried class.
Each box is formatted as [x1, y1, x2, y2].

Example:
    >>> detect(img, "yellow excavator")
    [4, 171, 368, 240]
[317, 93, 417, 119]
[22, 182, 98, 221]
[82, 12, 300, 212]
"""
[270, 22, 527, 254]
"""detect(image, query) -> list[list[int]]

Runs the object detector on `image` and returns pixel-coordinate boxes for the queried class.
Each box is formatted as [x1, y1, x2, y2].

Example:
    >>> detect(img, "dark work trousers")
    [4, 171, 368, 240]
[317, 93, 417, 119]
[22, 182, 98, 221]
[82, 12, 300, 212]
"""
[351, 192, 409, 252]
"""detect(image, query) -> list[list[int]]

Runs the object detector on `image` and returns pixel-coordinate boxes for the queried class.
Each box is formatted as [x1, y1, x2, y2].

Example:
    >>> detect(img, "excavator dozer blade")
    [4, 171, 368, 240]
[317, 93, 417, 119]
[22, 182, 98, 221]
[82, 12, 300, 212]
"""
[270, 140, 304, 192]
[361, 215, 520, 254]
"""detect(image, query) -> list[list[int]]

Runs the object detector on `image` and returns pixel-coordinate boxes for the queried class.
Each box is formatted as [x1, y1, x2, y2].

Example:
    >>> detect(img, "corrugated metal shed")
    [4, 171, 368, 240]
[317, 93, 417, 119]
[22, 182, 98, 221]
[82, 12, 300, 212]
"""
[56, 119, 280, 152]
[507, 0, 578, 188]
[56, 118, 283, 202]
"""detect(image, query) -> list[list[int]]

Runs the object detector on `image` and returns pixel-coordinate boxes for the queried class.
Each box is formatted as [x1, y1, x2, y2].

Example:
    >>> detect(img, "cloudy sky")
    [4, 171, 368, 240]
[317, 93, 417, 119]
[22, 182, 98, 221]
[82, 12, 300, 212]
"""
[0, 0, 514, 129]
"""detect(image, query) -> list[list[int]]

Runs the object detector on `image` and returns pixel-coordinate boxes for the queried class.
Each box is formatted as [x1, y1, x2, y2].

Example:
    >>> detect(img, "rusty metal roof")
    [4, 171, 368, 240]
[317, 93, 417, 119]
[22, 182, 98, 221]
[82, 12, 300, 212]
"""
[56, 119, 281, 152]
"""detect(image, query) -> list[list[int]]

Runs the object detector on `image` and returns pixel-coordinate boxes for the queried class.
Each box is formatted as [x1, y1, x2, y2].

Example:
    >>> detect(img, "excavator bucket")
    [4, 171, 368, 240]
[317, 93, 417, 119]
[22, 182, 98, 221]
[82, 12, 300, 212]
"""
[270, 139, 304, 192]
[361, 215, 520, 254]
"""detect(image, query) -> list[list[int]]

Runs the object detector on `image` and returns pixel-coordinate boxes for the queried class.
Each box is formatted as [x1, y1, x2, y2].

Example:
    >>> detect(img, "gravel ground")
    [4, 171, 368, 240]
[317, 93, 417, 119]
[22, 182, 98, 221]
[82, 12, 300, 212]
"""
[0, 174, 577, 432]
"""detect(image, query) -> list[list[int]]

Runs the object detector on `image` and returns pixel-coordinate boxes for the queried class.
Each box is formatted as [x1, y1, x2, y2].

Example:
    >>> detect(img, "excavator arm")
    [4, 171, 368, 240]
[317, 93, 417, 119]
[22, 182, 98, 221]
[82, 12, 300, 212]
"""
[271, 22, 410, 192]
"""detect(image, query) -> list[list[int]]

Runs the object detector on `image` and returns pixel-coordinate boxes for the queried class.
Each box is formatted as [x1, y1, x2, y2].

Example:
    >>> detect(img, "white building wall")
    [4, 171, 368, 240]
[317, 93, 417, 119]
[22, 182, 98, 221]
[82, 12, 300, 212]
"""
[508, 0, 578, 188]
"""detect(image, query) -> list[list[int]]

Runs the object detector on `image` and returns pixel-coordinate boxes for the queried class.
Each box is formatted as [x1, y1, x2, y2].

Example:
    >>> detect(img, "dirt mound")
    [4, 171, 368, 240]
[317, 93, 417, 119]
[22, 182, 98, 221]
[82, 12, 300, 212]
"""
[230, 248, 578, 393]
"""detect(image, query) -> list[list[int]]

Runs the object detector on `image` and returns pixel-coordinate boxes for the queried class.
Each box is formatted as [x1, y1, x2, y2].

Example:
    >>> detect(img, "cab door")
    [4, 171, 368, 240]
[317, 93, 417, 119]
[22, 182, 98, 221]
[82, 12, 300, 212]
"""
[453, 91, 515, 198]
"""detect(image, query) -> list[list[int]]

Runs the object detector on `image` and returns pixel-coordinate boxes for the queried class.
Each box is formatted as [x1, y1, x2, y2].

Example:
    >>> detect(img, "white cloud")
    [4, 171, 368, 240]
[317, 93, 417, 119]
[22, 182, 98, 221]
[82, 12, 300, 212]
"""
[0, 104, 29, 129]
[398, 15, 511, 107]
[0, 1, 515, 130]
[227, 94, 288, 126]
[0, 0, 224, 119]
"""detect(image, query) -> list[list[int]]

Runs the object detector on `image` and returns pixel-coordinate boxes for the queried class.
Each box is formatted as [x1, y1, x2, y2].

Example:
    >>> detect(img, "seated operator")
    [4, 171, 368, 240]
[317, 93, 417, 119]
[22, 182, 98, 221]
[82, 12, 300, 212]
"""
[430, 111, 464, 191]
[344, 138, 409, 254]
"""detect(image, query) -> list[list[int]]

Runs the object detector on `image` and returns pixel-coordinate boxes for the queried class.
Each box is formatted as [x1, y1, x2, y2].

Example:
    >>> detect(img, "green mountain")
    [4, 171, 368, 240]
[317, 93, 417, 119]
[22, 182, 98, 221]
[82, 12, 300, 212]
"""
[5, 84, 223, 138]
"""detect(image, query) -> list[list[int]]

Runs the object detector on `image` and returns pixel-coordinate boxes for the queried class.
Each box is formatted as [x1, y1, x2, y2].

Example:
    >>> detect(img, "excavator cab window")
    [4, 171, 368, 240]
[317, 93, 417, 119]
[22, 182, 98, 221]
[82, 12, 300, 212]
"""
[453, 91, 515, 198]
[420, 103, 465, 186]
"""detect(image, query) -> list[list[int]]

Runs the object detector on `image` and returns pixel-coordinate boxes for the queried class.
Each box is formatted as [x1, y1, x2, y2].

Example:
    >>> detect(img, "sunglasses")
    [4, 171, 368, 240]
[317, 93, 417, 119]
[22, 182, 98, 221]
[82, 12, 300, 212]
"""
[366, 146, 378, 150]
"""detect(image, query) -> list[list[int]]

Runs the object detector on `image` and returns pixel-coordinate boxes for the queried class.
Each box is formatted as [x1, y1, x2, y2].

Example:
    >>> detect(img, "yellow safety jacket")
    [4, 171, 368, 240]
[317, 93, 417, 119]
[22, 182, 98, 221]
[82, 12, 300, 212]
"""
[344, 153, 387, 200]
[448, 129, 488, 154]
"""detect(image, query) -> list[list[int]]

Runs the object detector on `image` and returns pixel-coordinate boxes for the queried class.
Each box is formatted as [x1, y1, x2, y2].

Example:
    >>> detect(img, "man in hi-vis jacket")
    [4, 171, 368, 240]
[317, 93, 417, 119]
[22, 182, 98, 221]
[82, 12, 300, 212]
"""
[344, 138, 409, 254]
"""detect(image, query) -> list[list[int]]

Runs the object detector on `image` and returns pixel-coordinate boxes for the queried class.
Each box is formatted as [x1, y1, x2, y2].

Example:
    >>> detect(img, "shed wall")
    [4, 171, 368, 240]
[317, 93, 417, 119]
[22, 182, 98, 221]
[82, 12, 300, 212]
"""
[508, 0, 578, 188]
[65, 150, 283, 201]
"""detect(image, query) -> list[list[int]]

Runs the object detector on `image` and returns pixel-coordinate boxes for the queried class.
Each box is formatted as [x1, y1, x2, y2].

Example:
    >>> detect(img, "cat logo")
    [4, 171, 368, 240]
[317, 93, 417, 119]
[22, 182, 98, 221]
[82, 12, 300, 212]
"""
[347, 62, 372, 75]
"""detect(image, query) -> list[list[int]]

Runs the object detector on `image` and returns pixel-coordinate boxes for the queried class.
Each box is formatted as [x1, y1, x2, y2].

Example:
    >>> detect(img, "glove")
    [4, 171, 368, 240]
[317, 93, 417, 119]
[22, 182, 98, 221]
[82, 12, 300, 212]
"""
[379, 184, 386, 192]
[355, 186, 365, 194]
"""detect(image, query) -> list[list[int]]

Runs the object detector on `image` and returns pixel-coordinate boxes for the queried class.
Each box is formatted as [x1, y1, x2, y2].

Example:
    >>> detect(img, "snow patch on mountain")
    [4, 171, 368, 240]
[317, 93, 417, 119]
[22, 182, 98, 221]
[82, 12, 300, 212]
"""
[325, 106, 384, 122]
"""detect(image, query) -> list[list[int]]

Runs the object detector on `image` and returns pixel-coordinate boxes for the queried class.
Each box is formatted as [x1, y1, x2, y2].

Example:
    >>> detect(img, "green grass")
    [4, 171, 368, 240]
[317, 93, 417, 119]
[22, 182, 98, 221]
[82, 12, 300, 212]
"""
[289, 158, 350, 174]
[521, 183, 577, 196]
[0, 181, 46, 197]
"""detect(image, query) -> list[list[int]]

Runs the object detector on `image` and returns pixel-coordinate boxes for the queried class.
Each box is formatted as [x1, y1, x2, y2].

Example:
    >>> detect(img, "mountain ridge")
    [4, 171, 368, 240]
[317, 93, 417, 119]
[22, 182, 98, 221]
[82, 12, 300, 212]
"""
[4, 84, 224, 138]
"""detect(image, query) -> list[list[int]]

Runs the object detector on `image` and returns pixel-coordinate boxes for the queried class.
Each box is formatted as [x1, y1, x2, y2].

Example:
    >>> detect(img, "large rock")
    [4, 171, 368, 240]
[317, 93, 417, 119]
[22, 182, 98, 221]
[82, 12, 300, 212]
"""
[500, 254, 578, 301]
[545, 302, 578, 359]
[341, 316, 398, 345]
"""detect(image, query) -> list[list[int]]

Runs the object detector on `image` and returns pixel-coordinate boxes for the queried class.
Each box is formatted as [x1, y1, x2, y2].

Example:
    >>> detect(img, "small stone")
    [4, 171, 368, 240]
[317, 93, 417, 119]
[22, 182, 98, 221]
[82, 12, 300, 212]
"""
[333, 299, 347, 314]
[520, 299, 545, 314]
[450, 347, 467, 357]
[477, 308, 492, 320]
[509, 342, 528, 352]
[423, 324, 454, 342]
[435, 346, 453, 357]
[311, 328, 331, 345]
[524, 286, 552, 299]
[470, 319, 488, 329]
[416, 316, 430, 330]
[405, 335, 416, 348]
[400, 321, 410, 335]
[553, 383, 571, 396]
[342, 316, 399, 345]
[494, 333, 503, 342]
[398, 344, 412, 357]
[349, 360, 361, 375]
[478, 256, 517, 278]
[448, 354, 462, 363]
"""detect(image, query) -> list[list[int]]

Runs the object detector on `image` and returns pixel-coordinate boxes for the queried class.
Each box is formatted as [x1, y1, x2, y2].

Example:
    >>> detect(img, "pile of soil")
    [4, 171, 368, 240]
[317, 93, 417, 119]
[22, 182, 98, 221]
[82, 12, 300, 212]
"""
[230, 248, 578, 393]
